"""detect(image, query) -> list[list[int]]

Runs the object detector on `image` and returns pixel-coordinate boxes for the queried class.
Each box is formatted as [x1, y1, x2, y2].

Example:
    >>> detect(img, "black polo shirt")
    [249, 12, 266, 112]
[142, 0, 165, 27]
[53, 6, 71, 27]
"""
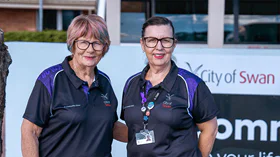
[23, 56, 118, 157]
[121, 60, 219, 157]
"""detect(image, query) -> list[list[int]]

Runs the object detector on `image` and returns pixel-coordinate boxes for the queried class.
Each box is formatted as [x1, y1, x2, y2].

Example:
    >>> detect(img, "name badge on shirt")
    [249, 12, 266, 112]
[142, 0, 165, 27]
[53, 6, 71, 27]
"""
[135, 129, 155, 145]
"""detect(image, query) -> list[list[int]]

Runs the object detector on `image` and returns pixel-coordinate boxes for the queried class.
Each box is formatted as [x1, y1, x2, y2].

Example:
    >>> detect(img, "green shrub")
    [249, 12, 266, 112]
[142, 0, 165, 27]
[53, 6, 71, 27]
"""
[4, 30, 67, 42]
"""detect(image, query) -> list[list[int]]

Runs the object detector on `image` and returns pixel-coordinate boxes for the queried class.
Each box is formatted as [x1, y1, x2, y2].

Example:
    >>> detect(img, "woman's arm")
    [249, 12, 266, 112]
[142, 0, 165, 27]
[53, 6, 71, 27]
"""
[113, 121, 128, 142]
[197, 117, 218, 157]
[21, 119, 43, 157]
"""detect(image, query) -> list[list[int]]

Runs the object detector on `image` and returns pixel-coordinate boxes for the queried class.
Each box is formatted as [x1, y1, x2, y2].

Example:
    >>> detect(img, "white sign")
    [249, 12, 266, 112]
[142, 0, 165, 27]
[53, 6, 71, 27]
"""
[174, 48, 280, 95]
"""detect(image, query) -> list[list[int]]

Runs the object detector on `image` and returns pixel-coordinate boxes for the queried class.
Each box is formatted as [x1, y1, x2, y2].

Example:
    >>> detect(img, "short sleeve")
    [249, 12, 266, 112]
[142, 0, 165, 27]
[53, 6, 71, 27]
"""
[120, 72, 141, 121]
[192, 82, 219, 123]
[120, 91, 125, 121]
[120, 77, 131, 121]
[23, 80, 51, 127]
[107, 81, 119, 123]
[112, 90, 119, 123]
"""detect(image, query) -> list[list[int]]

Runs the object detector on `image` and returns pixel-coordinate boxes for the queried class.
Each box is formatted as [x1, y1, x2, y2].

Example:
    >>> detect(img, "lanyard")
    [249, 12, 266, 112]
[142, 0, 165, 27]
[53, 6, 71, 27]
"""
[140, 85, 161, 130]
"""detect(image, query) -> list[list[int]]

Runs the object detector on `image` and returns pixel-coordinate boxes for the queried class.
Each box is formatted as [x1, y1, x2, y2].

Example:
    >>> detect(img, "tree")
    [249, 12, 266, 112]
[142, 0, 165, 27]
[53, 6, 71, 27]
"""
[0, 29, 12, 157]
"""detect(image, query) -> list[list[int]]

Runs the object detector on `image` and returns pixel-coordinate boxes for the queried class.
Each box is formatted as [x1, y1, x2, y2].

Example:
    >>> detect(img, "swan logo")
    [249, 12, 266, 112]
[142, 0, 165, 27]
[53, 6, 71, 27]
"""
[185, 62, 203, 75]
[162, 93, 174, 108]
[101, 93, 108, 100]
[166, 93, 174, 101]
[101, 93, 111, 106]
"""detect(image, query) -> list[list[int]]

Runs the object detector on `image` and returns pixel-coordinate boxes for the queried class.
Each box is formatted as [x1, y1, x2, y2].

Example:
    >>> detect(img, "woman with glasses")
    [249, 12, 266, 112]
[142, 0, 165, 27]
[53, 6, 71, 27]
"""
[21, 14, 127, 157]
[121, 16, 219, 157]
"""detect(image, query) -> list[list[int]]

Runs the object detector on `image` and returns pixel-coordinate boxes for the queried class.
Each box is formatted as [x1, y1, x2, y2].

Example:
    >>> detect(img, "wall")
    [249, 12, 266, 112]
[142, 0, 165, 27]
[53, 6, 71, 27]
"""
[5, 42, 280, 157]
[0, 9, 36, 32]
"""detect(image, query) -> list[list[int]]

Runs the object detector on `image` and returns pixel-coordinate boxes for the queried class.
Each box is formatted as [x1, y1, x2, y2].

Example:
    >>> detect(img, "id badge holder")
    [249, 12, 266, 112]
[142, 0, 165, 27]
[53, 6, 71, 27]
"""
[135, 129, 155, 145]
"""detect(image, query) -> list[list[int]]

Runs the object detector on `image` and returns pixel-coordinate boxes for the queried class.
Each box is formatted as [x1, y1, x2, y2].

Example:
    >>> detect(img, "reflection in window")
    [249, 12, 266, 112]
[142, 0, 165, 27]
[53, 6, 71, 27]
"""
[224, 0, 280, 44]
[155, 0, 208, 43]
[155, 14, 208, 42]
[121, 0, 208, 43]
[121, 1, 146, 43]
[121, 12, 145, 42]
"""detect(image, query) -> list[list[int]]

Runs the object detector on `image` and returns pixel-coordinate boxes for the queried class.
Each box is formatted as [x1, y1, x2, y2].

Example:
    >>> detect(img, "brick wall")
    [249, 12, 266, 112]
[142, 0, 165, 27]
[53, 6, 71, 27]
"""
[0, 9, 37, 32]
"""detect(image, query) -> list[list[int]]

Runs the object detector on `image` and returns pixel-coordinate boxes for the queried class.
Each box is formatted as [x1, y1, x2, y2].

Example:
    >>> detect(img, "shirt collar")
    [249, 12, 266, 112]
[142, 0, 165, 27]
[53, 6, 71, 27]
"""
[139, 60, 178, 92]
[62, 56, 102, 90]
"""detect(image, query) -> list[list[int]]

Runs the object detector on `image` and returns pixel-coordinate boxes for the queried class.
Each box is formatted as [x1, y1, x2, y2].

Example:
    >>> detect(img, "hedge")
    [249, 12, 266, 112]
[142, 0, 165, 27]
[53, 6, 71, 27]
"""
[4, 30, 67, 42]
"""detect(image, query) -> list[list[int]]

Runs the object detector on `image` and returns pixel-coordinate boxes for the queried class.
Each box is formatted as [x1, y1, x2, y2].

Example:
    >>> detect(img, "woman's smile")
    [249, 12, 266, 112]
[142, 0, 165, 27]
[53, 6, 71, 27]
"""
[84, 56, 95, 60]
[153, 53, 165, 59]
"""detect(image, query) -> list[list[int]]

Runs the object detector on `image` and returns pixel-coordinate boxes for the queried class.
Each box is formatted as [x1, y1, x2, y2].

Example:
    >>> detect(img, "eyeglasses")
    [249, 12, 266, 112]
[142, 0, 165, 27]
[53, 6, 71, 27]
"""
[75, 40, 105, 51]
[143, 37, 175, 48]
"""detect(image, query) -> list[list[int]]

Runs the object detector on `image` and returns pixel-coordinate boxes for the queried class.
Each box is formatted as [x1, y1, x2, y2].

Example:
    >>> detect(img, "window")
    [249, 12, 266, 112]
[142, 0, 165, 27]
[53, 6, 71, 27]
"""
[155, 0, 208, 43]
[224, 0, 280, 44]
[121, 0, 209, 43]
[121, 1, 146, 42]
[43, 10, 57, 30]
[62, 10, 81, 30]
[41, 10, 81, 31]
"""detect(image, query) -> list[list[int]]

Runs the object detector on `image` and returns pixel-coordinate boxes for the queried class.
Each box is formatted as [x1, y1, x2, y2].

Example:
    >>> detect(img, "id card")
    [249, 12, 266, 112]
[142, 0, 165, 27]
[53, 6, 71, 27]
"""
[135, 129, 155, 145]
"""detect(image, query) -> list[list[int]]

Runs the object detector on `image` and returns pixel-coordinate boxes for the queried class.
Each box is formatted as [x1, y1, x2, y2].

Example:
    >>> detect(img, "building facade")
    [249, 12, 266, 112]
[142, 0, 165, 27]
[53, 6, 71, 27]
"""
[0, 0, 279, 48]
[0, 0, 97, 32]
[107, 0, 279, 48]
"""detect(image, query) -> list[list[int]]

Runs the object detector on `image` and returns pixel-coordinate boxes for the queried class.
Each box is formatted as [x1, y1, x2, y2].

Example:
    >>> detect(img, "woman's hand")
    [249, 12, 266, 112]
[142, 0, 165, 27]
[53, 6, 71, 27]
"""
[113, 121, 128, 142]
[197, 117, 218, 157]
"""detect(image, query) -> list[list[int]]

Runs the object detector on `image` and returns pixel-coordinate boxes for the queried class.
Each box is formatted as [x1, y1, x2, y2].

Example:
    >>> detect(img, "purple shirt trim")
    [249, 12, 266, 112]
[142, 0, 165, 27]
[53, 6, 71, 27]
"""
[178, 68, 202, 112]
[124, 72, 141, 94]
[98, 70, 111, 83]
[37, 64, 63, 98]
[82, 84, 89, 102]
[145, 81, 152, 95]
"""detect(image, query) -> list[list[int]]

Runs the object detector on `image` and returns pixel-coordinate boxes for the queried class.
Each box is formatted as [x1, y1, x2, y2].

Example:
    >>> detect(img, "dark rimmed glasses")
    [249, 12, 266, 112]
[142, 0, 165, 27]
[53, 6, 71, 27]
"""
[143, 37, 175, 48]
[75, 40, 105, 51]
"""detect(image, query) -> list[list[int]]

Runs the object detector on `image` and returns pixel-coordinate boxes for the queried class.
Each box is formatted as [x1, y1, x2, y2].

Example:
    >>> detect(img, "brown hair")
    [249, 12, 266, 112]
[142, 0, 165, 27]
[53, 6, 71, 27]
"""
[141, 16, 175, 37]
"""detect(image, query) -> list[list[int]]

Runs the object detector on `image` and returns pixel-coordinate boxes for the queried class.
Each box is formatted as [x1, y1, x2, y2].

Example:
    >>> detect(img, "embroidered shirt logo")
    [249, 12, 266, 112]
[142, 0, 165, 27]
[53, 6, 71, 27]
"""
[101, 93, 111, 106]
[162, 93, 174, 108]
[166, 94, 174, 101]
